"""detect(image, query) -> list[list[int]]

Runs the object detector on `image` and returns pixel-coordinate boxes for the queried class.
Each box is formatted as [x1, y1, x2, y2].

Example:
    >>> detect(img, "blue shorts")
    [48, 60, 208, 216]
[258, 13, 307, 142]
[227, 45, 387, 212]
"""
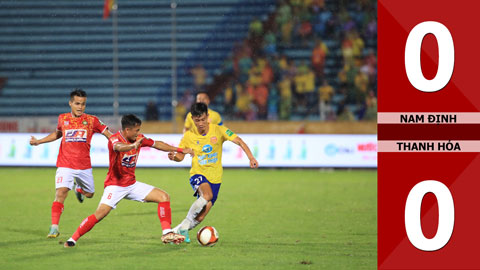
[189, 174, 221, 206]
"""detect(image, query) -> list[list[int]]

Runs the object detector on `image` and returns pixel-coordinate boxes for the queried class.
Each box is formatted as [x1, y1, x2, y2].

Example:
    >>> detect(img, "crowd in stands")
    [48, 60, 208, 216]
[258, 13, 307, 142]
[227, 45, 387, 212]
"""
[177, 0, 377, 122]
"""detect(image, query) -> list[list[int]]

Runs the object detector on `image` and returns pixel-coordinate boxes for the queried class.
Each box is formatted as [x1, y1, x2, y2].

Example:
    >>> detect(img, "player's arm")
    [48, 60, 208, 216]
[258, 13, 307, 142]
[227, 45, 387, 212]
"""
[30, 130, 62, 146]
[167, 141, 191, 162]
[168, 151, 185, 162]
[152, 141, 193, 156]
[168, 135, 191, 162]
[113, 138, 144, 152]
[102, 129, 113, 139]
[232, 136, 259, 168]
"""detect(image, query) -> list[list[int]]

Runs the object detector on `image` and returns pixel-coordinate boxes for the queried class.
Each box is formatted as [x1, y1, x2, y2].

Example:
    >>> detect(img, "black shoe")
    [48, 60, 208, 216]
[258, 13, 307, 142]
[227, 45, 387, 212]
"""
[64, 240, 76, 248]
[74, 183, 85, 203]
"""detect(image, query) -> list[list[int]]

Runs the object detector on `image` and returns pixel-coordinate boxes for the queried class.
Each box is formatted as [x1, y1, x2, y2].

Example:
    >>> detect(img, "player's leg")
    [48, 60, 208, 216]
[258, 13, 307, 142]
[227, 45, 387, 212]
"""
[174, 176, 219, 242]
[193, 201, 213, 223]
[174, 177, 211, 234]
[73, 168, 95, 203]
[64, 185, 124, 247]
[48, 187, 68, 238]
[144, 187, 170, 202]
[132, 182, 185, 244]
[144, 188, 173, 234]
[189, 182, 221, 230]
[188, 182, 212, 222]
[48, 168, 74, 238]
[64, 204, 112, 247]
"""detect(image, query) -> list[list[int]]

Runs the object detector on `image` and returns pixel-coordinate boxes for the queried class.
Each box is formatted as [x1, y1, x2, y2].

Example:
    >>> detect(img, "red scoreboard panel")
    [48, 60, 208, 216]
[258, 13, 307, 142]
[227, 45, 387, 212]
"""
[378, 0, 480, 269]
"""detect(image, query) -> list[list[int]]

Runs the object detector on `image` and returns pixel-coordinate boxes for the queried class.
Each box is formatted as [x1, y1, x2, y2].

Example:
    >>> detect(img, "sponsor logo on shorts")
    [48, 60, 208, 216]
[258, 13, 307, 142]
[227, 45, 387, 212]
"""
[65, 129, 87, 142]
[121, 154, 137, 168]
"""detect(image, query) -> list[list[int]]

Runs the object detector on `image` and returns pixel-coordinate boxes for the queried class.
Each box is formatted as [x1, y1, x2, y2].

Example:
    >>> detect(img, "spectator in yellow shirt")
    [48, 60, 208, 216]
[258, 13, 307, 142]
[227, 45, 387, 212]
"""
[184, 92, 222, 134]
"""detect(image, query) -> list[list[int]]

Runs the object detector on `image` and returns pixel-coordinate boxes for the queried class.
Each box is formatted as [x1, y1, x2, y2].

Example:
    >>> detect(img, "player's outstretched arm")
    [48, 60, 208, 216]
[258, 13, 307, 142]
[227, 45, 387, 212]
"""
[30, 130, 62, 146]
[153, 141, 193, 156]
[232, 136, 258, 168]
[168, 151, 186, 162]
[114, 137, 144, 152]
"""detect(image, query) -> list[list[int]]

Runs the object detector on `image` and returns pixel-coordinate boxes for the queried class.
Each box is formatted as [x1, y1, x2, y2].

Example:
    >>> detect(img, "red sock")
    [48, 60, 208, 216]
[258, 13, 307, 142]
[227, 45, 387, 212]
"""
[51, 201, 64, 225]
[72, 214, 98, 241]
[158, 202, 172, 231]
[76, 187, 86, 195]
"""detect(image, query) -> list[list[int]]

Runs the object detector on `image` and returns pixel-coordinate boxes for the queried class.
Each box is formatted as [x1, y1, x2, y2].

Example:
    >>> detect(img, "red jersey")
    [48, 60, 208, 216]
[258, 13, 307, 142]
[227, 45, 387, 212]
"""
[56, 113, 108, 170]
[104, 131, 155, 187]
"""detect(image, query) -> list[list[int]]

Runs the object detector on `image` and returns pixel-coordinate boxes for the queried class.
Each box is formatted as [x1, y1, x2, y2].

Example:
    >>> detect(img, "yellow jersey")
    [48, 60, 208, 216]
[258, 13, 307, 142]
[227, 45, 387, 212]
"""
[184, 108, 223, 135]
[179, 123, 237, 183]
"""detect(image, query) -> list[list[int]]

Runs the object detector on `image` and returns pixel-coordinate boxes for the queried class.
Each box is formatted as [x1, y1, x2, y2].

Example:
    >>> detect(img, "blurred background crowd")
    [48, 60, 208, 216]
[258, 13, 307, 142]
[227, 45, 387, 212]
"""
[174, 0, 377, 122]
[0, 0, 376, 124]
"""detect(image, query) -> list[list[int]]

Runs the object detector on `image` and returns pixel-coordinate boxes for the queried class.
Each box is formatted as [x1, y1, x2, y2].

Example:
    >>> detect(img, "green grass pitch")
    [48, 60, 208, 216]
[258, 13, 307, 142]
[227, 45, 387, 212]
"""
[0, 168, 376, 270]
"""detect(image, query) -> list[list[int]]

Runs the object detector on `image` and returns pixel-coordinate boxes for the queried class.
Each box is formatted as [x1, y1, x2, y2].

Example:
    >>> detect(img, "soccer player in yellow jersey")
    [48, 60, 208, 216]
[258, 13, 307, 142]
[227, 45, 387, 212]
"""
[169, 102, 258, 243]
[183, 92, 223, 134]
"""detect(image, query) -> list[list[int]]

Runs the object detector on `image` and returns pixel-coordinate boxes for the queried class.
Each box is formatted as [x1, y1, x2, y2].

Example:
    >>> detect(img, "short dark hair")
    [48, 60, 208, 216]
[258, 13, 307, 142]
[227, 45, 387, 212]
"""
[191, 102, 208, 117]
[70, 88, 87, 100]
[121, 114, 142, 129]
[196, 91, 209, 98]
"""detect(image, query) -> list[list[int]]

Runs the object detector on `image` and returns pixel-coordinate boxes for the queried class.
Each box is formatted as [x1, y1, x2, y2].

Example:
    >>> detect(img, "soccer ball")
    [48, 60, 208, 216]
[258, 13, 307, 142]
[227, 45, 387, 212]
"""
[197, 226, 219, 247]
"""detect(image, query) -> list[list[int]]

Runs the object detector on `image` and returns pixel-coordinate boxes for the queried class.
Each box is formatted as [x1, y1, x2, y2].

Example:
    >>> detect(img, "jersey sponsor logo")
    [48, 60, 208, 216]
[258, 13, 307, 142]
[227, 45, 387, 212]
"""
[202, 144, 213, 153]
[65, 129, 87, 142]
[198, 152, 218, 165]
[226, 129, 234, 137]
[121, 153, 137, 168]
[210, 136, 217, 144]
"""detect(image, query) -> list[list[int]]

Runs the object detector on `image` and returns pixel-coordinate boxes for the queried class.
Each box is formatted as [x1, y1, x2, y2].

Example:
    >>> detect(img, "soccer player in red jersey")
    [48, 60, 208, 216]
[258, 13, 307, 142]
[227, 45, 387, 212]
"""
[64, 114, 193, 247]
[30, 89, 113, 238]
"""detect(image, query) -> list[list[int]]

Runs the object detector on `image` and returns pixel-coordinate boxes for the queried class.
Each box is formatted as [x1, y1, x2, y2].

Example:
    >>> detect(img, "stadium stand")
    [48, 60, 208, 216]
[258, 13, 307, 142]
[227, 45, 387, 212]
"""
[207, 0, 377, 121]
[0, 0, 275, 118]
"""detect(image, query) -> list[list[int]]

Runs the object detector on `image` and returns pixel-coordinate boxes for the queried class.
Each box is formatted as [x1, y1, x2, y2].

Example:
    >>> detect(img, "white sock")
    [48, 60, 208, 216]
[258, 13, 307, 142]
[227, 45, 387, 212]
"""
[51, 224, 59, 230]
[177, 219, 192, 231]
[188, 219, 200, 230]
[186, 197, 208, 221]
[162, 229, 173, 235]
[67, 237, 76, 244]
